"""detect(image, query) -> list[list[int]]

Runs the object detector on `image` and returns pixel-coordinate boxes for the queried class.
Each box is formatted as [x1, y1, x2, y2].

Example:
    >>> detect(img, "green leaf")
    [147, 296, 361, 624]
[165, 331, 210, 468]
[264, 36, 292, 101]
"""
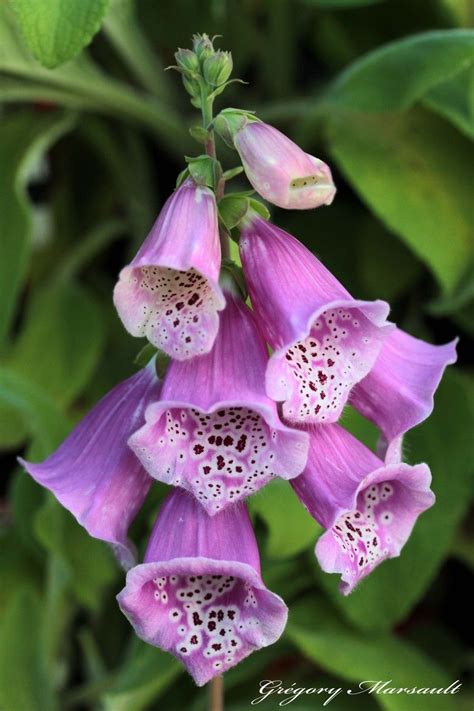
[328, 108, 474, 294]
[0, 5, 188, 151]
[317, 371, 474, 632]
[35, 496, 117, 611]
[287, 595, 452, 710]
[423, 63, 474, 139]
[304, 0, 385, 6]
[0, 588, 58, 711]
[9, 0, 110, 68]
[250, 479, 319, 559]
[0, 110, 75, 346]
[102, 640, 182, 711]
[0, 368, 70, 457]
[326, 29, 474, 111]
[218, 194, 249, 230]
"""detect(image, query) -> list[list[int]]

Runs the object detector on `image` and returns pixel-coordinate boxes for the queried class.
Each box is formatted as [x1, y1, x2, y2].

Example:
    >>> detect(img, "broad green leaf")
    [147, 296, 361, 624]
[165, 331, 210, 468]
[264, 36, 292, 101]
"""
[35, 496, 117, 611]
[326, 30, 474, 111]
[0, 4, 188, 150]
[328, 108, 474, 294]
[9, 0, 110, 69]
[317, 371, 474, 632]
[423, 63, 474, 139]
[103, 640, 182, 711]
[0, 110, 75, 346]
[0, 588, 58, 711]
[0, 368, 69, 457]
[287, 595, 452, 710]
[250, 479, 319, 559]
[9, 282, 105, 405]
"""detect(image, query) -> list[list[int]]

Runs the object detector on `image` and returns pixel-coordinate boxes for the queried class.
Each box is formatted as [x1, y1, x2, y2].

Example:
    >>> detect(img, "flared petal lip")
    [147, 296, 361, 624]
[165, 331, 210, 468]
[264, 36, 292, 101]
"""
[117, 556, 288, 686]
[133, 398, 309, 481]
[115, 261, 226, 312]
[266, 297, 394, 395]
[316, 461, 435, 595]
[18, 456, 139, 570]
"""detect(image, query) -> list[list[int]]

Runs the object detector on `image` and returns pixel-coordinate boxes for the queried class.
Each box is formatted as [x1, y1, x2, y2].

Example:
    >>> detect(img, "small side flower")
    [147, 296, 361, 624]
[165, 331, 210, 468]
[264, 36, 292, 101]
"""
[117, 489, 287, 686]
[128, 286, 309, 514]
[19, 364, 160, 569]
[291, 424, 435, 594]
[240, 216, 393, 425]
[113, 179, 225, 360]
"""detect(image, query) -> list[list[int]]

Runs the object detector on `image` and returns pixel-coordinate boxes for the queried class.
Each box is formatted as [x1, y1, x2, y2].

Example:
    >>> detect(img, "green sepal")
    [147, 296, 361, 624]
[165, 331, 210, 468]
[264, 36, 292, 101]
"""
[248, 198, 270, 221]
[218, 195, 249, 231]
[134, 343, 157, 368]
[185, 154, 222, 189]
[214, 108, 258, 148]
[176, 167, 190, 188]
[223, 166, 244, 181]
[155, 351, 170, 379]
[189, 125, 209, 144]
[220, 259, 248, 300]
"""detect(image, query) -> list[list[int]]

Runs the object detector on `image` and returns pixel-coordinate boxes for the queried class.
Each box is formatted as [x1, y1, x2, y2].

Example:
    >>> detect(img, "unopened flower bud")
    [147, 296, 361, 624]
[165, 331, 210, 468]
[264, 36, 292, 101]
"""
[192, 33, 214, 61]
[203, 51, 233, 86]
[174, 48, 199, 74]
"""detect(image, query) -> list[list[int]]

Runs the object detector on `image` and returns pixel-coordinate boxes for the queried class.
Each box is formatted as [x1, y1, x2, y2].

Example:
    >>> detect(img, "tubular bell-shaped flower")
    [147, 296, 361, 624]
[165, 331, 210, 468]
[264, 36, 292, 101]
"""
[239, 216, 393, 426]
[129, 286, 309, 515]
[350, 328, 458, 460]
[19, 364, 160, 569]
[227, 116, 336, 209]
[291, 424, 435, 594]
[113, 179, 225, 360]
[117, 489, 287, 686]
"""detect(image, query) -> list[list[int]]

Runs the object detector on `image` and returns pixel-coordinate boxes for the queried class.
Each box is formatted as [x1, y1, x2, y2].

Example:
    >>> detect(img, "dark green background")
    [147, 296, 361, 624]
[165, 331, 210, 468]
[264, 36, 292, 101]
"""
[0, 1, 473, 709]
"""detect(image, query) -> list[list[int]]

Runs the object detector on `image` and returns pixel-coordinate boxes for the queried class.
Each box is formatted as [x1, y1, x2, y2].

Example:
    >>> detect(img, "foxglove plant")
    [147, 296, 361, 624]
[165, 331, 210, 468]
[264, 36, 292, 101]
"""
[20, 32, 457, 700]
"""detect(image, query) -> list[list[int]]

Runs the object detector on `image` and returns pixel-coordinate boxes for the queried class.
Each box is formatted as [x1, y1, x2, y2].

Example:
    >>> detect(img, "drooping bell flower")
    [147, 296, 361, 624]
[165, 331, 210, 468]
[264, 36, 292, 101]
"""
[19, 363, 160, 569]
[113, 178, 225, 360]
[217, 111, 336, 209]
[350, 328, 457, 461]
[239, 216, 393, 426]
[117, 489, 287, 686]
[128, 284, 309, 515]
[291, 424, 435, 594]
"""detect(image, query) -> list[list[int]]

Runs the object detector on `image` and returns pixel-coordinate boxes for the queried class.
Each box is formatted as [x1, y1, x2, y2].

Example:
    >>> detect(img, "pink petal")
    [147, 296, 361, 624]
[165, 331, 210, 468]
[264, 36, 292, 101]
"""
[20, 364, 160, 569]
[291, 424, 435, 594]
[240, 218, 393, 425]
[117, 490, 287, 686]
[129, 290, 309, 514]
[114, 179, 225, 360]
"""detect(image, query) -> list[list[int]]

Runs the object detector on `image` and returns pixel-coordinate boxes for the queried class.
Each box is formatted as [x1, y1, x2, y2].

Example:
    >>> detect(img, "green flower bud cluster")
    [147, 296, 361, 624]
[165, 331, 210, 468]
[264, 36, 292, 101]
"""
[173, 34, 234, 109]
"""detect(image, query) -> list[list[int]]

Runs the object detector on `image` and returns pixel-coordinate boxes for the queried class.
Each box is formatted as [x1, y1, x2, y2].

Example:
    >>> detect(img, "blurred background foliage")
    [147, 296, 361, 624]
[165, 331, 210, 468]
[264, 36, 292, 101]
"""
[0, 0, 473, 709]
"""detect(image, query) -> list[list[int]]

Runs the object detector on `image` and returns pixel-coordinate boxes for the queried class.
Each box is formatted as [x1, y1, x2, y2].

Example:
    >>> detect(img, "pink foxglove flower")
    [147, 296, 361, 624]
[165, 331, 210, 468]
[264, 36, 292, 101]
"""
[114, 179, 225, 360]
[351, 328, 457, 461]
[129, 287, 309, 514]
[292, 424, 434, 594]
[239, 216, 393, 425]
[20, 364, 160, 569]
[233, 120, 336, 209]
[117, 489, 287, 686]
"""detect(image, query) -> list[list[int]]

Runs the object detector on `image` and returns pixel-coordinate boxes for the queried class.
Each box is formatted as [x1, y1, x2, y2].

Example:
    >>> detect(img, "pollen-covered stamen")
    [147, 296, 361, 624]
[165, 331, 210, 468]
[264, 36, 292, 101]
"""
[138, 407, 281, 514]
[127, 266, 221, 359]
[279, 308, 383, 424]
[147, 573, 264, 673]
[331, 481, 397, 580]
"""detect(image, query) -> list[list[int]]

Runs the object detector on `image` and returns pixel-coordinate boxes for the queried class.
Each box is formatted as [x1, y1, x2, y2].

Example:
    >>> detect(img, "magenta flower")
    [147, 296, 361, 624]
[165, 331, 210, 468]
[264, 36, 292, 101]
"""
[113, 179, 225, 360]
[128, 287, 309, 514]
[117, 489, 287, 686]
[292, 424, 435, 594]
[233, 120, 336, 209]
[20, 364, 160, 569]
[351, 328, 457, 460]
[239, 216, 393, 425]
